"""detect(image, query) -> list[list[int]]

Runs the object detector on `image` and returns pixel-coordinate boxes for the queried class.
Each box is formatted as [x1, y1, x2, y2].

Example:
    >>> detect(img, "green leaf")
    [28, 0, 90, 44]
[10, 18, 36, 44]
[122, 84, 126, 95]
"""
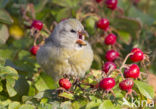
[34, 90, 57, 100]
[35, 73, 56, 91]
[38, 103, 52, 109]
[0, 9, 13, 24]
[8, 102, 20, 109]
[35, 0, 48, 12]
[0, 99, 11, 107]
[118, 30, 131, 44]
[51, 0, 79, 8]
[128, 6, 154, 26]
[86, 100, 102, 109]
[51, 8, 70, 22]
[0, 80, 3, 92]
[134, 80, 154, 99]
[112, 16, 142, 37]
[0, 24, 9, 44]
[98, 100, 115, 109]
[14, 76, 29, 96]
[60, 101, 72, 109]
[51, 101, 60, 109]
[28, 85, 36, 96]
[72, 102, 80, 109]
[59, 92, 74, 100]
[0, 66, 18, 80]
[6, 78, 17, 97]
[19, 104, 35, 109]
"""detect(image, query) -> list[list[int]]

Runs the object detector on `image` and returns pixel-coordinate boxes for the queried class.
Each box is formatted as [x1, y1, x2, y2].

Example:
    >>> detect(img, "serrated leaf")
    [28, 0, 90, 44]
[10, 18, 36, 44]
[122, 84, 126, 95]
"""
[19, 104, 35, 109]
[28, 85, 36, 96]
[59, 92, 74, 100]
[0, 99, 11, 107]
[86, 100, 102, 109]
[134, 80, 154, 99]
[35, 73, 56, 91]
[112, 16, 142, 37]
[72, 102, 80, 109]
[0, 66, 18, 80]
[14, 76, 29, 96]
[8, 102, 20, 109]
[51, 101, 60, 109]
[128, 6, 154, 25]
[38, 103, 52, 109]
[0, 9, 13, 24]
[0, 24, 9, 44]
[6, 78, 17, 97]
[33, 90, 57, 100]
[0, 49, 14, 60]
[98, 100, 115, 109]
[60, 101, 72, 109]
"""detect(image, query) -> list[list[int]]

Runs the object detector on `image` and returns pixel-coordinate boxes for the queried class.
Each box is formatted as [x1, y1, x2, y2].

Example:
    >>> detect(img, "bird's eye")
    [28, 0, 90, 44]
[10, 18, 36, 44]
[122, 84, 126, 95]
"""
[70, 29, 76, 33]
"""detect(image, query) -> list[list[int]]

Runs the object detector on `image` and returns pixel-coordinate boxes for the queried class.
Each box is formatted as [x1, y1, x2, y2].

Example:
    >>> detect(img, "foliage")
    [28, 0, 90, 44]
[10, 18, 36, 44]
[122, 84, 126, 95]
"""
[0, 0, 156, 108]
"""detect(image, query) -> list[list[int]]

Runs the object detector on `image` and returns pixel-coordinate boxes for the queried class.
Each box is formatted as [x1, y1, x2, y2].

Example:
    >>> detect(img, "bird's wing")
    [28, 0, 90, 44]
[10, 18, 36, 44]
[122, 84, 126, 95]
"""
[36, 43, 72, 79]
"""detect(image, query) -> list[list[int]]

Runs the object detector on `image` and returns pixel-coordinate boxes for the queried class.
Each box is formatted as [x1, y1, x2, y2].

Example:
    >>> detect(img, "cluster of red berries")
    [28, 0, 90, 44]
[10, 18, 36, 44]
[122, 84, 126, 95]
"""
[30, 20, 43, 55]
[58, 48, 145, 95]
[99, 48, 145, 96]
[96, 0, 118, 10]
[96, 18, 117, 46]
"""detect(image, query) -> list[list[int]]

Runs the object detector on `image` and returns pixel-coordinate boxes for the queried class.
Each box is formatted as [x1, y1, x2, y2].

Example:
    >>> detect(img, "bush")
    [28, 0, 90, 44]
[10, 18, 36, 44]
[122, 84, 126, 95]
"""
[0, 0, 156, 108]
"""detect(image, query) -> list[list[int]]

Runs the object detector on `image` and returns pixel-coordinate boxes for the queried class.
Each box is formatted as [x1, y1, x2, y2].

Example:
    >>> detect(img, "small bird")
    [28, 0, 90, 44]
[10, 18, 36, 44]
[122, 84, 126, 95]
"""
[37, 18, 93, 81]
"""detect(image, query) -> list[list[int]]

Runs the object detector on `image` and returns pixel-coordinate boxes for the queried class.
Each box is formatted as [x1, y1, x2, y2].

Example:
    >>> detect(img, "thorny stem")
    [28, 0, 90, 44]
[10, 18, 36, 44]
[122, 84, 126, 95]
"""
[106, 65, 115, 76]
[114, 53, 133, 79]
[43, 25, 51, 34]
[33, 32, 40, 46]
[119, 53, 133, 71]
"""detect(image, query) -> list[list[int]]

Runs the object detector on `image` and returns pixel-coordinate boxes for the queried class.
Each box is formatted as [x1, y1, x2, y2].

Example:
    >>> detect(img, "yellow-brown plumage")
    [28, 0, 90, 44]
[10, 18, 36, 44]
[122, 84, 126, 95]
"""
[37, 19, 93, 80]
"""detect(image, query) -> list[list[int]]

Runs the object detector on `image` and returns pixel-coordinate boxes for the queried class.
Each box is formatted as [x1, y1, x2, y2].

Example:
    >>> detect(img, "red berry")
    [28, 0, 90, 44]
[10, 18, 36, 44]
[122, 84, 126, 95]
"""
[96, 18, 109, 31]
[130, 48, 144, 62]
[30, 45, 40, 56]
[105, 0, 118, 10]
[99, 77, 115, 90]
[105, 50, 119, 61]
[104, 33, 117, 45]
[59, 78, 72, 90]
[131, 48, 141, 53]
[31, 20, 43, 30]
[119, 79, 134, 91]
[96, 0, 102, 3]
[124, 64, 140, 79]
[102, 62, 117, 74]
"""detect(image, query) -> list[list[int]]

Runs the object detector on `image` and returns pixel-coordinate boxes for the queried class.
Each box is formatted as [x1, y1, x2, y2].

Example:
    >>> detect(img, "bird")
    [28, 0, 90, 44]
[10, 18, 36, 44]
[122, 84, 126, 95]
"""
[37, 18, 93, 81]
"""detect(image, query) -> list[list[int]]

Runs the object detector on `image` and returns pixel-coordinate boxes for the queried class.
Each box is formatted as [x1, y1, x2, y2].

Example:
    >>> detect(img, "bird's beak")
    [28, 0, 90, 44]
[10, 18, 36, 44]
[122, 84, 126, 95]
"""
[76, 30, 88, 46]
[76, 39, 87, 46]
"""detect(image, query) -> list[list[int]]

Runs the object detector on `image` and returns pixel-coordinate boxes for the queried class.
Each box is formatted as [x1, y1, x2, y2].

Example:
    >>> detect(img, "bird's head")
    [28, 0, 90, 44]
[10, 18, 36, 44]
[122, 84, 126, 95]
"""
[48, 18, 88, 48]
